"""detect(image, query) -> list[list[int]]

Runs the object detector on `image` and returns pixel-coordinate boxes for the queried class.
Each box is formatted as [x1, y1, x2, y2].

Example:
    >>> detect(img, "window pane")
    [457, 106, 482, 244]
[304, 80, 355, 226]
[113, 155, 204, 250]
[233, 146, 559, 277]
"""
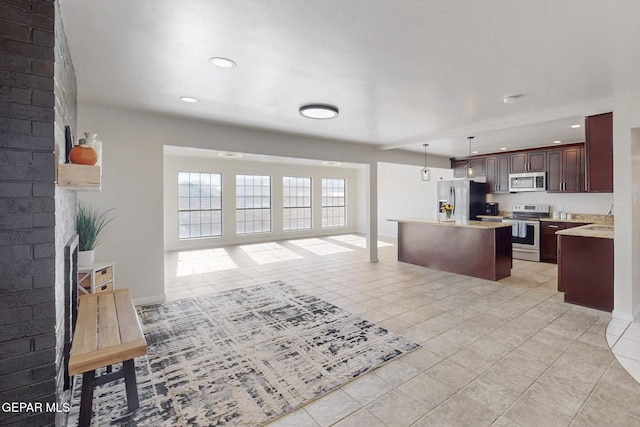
[177, 172, 222, 239]
[178, 212, 190, 225]
[212, 197, 221, 210]
[236, 175, 271, 235]
[321, 178, 346, 228]
[178, 198, 189, 210]
[283, 176, 312, 231]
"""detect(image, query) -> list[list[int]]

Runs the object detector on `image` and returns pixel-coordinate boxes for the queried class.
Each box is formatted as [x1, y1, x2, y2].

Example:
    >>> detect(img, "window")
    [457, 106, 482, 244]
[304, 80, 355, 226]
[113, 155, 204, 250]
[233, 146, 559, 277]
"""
[321, 178, 346, 228]
[236, 175, 271, 234]
[283, 176, 312, 231]
[178, 172, 222, 239]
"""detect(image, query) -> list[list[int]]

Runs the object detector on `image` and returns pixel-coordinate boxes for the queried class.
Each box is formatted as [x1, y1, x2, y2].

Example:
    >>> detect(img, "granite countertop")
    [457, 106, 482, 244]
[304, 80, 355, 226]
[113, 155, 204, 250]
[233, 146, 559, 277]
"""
[541, 218, 594, 224]
[556, 224, 614, 239]
[480, 213, 614, 226]
[542, 214, 614, 225]
[389, 218, 512, 229]
[477, 215, 506, 220]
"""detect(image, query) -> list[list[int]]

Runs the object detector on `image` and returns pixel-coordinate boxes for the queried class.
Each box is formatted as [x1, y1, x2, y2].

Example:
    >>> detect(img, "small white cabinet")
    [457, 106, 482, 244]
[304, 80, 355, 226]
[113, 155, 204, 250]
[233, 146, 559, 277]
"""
[78, 261, 115, 294]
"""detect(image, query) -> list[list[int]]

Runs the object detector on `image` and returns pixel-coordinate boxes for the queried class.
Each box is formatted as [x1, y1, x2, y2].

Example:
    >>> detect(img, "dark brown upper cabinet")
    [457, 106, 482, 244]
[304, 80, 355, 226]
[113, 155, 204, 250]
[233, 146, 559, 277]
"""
[510, 151, 546, 173]
[485, 155, 510, 193]
[547, 145, 584, 193]
[585, 112, 613, 192]
[452, 158, 485, 178]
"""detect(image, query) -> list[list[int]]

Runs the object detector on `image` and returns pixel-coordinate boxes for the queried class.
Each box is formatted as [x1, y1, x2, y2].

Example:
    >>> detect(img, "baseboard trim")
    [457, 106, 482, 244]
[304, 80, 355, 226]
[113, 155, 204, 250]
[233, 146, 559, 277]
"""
[133, 294, 166, 306]
[612, 309, 635, 322]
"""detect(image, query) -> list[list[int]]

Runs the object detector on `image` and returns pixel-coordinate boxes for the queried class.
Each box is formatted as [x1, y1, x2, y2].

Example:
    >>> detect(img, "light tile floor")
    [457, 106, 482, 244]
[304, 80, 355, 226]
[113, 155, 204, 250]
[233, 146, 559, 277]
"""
[164, 234, 640, 427]
[608, 319, 640, 384]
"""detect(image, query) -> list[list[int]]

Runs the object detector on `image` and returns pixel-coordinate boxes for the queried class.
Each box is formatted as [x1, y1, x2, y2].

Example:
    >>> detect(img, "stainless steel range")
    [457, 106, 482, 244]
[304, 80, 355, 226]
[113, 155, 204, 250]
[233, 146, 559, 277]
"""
[502, 204, 550, 261]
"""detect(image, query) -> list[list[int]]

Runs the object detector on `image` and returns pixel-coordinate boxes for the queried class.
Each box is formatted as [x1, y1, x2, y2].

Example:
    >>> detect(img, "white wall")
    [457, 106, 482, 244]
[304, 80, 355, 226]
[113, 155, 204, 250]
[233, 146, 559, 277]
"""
[611, 97, 640, 321]
[163, 153, 363, 251]
[488, 192, 614, 216]
[77, 104, 450, 303]
[356, 167, 367, 234]
[377, 162, 454, 237]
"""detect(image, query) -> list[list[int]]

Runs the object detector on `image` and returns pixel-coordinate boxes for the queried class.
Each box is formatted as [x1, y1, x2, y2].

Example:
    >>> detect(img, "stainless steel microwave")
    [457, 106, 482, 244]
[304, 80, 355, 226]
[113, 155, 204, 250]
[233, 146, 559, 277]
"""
[508, 172, 546, 192]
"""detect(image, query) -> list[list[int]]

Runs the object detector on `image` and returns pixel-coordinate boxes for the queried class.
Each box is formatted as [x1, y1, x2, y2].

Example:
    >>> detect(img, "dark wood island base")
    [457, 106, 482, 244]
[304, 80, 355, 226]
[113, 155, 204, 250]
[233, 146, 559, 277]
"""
[394, 219, 512, 281]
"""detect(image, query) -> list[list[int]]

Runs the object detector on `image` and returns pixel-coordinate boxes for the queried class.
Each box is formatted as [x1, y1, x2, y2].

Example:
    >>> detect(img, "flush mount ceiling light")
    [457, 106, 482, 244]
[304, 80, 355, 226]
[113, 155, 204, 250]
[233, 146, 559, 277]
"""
[299, 104, 339, 119]
[217, 152, 243, 158]
[570, 124, 581, 129]
[209, 57, 236, 68]
[553, 140, 562, 144]
[420, 144, 431, 181]
[499, 147, 508, 151]
[180, 96, 199, 103]
[322, 161, 341, 166]
[465, 137, 474, 177]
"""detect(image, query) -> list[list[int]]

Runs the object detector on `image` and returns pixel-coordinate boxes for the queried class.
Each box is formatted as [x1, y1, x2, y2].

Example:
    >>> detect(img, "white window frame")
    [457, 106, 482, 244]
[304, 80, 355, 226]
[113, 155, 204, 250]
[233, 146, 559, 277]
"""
[178, 172, 222, 240]
[321, 178, 346, 228]
[236, 174, 272, 235]
[283, 176, 312, 231]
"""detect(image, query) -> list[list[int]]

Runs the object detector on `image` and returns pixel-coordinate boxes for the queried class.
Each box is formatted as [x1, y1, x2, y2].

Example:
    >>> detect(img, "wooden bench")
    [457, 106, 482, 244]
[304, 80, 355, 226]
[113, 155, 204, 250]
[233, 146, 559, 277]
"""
[69, 289, 147, 427]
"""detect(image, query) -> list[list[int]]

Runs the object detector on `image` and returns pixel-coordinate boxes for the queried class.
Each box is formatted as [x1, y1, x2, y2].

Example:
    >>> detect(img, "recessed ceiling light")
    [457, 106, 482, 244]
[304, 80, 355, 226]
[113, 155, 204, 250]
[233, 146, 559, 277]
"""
[570, 124, 581, 129]
[217, 152, 242, 158]
[499, 147, 508, 151]
[180, 96, 198, 103]
[471, 151, 479, 154]
[209, 57, 236, 68]
[553, 140, 562, 144]
[322, 161, 341, 166]
[299, 104, 339, 119]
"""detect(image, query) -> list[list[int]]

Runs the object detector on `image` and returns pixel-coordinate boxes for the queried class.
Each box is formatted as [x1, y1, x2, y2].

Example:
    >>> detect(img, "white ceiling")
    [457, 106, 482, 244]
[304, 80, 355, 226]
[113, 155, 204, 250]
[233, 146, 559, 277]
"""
[59, 0, 640, 159]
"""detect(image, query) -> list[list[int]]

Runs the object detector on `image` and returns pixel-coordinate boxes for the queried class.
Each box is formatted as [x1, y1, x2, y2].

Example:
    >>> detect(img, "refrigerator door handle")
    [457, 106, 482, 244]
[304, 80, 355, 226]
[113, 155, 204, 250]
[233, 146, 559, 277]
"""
[450, 185, 456, 213]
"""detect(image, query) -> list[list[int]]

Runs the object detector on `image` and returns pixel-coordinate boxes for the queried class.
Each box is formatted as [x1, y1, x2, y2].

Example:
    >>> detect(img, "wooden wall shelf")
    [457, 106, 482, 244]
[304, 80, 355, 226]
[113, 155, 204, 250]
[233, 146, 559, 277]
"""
[57, 164, 101, 190]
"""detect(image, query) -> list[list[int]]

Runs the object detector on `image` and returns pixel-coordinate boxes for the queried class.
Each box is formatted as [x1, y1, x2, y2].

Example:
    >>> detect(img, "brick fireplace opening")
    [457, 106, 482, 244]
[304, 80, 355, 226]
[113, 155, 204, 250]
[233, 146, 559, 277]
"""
[63, 235, 79, 392]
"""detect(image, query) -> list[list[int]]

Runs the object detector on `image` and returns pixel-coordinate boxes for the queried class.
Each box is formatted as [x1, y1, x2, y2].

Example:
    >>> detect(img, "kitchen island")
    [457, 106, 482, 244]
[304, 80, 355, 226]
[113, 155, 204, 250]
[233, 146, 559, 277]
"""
[391, 219, 512, 281]
[557, 224, 614, 312]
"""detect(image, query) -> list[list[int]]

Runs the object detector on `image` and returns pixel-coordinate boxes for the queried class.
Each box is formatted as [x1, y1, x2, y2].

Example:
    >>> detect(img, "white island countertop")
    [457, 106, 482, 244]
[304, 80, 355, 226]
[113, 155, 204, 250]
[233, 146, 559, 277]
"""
[388, 218, 512, 229]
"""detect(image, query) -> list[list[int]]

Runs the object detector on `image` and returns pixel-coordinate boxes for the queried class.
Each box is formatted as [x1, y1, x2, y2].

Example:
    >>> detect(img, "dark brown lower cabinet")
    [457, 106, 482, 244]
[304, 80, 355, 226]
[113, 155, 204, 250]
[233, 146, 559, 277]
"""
[558, 234, 613, 312]
[540, 221, 589, 263]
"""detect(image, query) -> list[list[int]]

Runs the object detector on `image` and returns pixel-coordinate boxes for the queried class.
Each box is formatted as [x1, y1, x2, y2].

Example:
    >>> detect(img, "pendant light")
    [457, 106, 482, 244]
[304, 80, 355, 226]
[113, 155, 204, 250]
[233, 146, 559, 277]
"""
[465, 136, 474, 177]
[420, 144, 431, 181]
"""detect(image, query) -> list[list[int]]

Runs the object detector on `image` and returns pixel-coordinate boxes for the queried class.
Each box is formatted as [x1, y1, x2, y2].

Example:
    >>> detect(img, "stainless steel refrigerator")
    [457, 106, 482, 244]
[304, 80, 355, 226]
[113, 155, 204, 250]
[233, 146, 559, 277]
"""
[437, 180, 487, 223]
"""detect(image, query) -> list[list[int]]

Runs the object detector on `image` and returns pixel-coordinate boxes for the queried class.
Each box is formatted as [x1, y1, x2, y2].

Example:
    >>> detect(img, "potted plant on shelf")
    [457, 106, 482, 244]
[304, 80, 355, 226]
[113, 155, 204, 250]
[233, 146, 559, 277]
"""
[76, 203, 115, 266]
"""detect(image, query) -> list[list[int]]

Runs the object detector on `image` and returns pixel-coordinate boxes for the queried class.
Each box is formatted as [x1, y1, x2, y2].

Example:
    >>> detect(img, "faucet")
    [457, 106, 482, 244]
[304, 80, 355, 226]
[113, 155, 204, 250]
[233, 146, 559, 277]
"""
[607, 204, 614, 215]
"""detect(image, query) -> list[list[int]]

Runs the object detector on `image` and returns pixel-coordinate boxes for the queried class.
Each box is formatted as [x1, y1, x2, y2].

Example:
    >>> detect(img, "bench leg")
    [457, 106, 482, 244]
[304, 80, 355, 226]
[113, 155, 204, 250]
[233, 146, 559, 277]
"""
[122, 359, 139, 412]
[79, 370, 95, 427]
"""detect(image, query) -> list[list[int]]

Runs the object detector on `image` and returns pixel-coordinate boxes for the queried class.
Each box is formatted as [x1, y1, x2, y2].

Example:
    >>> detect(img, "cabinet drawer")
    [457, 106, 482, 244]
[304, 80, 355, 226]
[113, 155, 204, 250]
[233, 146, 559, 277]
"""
[95, 282, 113, 293]
[95, 266, 113, 285]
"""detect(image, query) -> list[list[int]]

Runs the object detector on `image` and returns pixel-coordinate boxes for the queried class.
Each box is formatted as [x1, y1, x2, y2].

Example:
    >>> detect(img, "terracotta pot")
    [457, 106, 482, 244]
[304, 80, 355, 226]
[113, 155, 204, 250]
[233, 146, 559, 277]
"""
[70, 143, 98, 165]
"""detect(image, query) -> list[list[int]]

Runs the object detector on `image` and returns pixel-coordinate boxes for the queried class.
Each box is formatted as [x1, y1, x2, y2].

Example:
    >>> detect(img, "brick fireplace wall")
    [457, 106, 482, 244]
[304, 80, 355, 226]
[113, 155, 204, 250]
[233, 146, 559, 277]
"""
[0, 0, 77, 425]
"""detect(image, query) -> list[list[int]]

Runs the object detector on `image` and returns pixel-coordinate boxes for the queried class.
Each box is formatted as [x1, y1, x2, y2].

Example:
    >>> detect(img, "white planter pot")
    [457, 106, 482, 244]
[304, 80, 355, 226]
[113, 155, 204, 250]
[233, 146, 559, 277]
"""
[78, 250, 95, 267]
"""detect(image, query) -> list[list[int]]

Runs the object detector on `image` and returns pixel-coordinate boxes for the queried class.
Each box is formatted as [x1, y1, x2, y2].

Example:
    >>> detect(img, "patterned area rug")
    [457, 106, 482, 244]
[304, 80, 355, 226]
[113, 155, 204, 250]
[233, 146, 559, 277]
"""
[67, 281, 419, 426]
